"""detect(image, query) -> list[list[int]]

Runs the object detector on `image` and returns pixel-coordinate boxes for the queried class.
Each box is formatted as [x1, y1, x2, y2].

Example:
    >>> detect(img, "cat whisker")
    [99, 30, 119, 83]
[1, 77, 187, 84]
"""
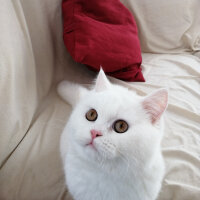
[101, 152, 107, 169]
[117, 149, 130, 177]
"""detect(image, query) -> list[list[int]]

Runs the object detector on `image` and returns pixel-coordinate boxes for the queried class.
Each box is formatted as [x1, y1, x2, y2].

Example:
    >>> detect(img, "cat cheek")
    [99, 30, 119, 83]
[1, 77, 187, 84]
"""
[100, 140, 117, 159]
[74, 131, 90, 145]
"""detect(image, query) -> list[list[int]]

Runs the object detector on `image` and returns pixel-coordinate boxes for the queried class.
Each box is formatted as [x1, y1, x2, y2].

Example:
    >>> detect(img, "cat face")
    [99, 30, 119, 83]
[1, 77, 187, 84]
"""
[58, 69, 168, 169]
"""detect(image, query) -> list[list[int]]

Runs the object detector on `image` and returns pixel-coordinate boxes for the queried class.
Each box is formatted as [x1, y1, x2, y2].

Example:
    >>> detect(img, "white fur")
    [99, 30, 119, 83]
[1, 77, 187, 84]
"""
[58, 70, 168, 200]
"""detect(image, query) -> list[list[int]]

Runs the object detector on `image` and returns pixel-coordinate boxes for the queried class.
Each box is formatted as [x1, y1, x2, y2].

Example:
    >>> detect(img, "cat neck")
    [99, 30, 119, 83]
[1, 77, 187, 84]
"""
[68, 148, 156, 180]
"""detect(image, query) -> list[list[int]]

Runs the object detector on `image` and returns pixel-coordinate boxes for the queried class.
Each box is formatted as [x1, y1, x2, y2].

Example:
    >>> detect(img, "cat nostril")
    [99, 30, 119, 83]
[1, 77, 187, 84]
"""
[90, 129, 102, 139]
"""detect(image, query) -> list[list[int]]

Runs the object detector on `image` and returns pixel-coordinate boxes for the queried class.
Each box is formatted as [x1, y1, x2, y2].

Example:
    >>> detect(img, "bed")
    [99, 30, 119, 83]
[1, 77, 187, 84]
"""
[0, 0, 199, 199]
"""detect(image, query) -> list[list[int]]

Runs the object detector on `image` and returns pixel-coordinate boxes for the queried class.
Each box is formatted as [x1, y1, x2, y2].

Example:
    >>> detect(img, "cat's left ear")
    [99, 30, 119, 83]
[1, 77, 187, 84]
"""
[142, 89, 168, 124]
[94, 68, 111, 92]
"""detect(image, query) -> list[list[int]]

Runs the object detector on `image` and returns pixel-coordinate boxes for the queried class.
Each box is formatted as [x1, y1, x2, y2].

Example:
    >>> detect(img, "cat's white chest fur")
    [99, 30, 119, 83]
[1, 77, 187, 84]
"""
[64, 148, 164, 200]
[58, 69, 168, 200]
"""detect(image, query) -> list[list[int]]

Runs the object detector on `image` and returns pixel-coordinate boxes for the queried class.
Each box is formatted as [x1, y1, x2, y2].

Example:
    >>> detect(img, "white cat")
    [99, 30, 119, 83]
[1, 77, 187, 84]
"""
[58, 69, 168, 200]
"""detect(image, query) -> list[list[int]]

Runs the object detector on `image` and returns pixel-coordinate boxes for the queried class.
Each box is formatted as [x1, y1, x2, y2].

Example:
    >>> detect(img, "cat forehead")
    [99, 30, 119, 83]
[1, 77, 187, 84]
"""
[82, 85, 141, 109]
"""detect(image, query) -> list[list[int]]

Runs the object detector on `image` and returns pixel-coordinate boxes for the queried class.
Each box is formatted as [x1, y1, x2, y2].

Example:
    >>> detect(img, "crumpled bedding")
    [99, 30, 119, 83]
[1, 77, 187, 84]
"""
[0, 0, 199, 200]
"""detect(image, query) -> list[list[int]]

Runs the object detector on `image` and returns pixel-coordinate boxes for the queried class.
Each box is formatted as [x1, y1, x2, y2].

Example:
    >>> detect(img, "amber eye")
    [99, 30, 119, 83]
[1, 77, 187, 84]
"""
[113, 120, 128, 133]
[86, 109, 98, 121]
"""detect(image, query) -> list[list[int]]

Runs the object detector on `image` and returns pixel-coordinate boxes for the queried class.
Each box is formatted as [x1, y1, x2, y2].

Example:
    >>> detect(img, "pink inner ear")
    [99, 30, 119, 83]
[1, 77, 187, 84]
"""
[143, 89, 168, 124]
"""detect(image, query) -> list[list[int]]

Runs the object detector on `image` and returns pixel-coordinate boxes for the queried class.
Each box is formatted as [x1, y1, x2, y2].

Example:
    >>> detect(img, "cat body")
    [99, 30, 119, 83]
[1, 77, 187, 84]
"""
[58, 69, 168, 200]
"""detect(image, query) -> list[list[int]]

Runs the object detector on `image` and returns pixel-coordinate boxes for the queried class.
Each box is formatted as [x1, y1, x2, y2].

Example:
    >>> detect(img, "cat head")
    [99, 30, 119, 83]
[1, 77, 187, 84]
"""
[58, 69, 168, 170]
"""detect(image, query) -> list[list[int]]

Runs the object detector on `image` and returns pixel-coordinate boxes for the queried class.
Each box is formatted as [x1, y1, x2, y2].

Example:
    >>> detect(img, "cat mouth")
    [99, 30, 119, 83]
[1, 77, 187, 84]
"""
[86, 140, 97, 151]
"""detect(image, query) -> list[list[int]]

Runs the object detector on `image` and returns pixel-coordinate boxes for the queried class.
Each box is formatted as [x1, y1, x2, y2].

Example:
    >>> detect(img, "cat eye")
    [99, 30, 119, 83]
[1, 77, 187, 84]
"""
[113, 120, 128, 133]
[86, 109, 98, 121]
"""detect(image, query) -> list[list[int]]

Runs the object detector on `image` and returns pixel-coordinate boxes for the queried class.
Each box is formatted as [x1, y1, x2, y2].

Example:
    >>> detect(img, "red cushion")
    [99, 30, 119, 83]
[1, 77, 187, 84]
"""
[62, 0, 145, 82]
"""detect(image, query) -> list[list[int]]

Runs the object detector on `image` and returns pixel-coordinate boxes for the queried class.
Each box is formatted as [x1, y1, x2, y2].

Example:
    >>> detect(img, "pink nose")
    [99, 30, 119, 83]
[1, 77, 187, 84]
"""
[90, 129, 102, 140]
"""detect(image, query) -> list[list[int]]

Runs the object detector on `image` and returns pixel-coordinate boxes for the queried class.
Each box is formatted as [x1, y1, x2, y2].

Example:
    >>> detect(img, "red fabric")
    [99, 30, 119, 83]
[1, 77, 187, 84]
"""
[62, 0, 145, 82]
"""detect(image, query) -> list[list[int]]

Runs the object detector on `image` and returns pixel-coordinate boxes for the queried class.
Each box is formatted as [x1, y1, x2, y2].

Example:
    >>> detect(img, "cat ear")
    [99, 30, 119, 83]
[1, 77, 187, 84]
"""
[142, 89, 168, 124]
[94, 68, 111, 92]
[57, 81, 88, 107]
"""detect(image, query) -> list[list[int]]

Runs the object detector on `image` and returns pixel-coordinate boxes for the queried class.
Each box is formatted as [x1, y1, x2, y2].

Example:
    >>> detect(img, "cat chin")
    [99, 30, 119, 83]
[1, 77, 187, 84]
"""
[74, 139, 117, 164]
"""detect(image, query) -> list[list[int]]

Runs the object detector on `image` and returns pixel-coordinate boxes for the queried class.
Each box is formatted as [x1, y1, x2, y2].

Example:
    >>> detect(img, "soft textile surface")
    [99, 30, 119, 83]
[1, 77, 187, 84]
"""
[120, 0, 200, 53]
[62, 0, 144, 82]
[0, 0, 200, 200]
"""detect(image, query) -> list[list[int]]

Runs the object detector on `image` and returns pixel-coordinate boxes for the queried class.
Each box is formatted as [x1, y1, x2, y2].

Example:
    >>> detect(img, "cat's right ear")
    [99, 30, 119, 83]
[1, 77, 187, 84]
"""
[94, 68, 111, 92]
[57, 81, 88, 107]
